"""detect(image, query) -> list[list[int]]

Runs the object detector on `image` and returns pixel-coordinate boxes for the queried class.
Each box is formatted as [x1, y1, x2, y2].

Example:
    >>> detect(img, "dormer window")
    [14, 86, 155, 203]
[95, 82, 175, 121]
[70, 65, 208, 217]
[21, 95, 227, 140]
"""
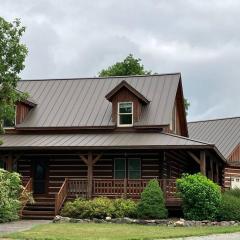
[118, 102, 133, 127]
[105, 80, 149, 128]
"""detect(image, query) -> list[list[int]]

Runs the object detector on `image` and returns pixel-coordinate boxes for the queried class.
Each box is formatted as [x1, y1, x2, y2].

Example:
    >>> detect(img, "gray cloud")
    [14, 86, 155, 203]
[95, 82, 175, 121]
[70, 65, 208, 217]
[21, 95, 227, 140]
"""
[1, 0, 240, 121]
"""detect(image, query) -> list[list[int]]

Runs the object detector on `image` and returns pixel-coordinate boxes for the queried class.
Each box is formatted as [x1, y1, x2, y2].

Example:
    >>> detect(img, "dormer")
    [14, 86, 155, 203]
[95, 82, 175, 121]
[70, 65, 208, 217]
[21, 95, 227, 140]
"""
[105, 80, 149, 127]
[16, 98, 36, 125]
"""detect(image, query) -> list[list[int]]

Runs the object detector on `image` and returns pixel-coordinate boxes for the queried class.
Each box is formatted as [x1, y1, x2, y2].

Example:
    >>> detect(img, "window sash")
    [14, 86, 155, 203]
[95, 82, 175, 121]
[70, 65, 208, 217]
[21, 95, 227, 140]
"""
[118, 102, 133, 127]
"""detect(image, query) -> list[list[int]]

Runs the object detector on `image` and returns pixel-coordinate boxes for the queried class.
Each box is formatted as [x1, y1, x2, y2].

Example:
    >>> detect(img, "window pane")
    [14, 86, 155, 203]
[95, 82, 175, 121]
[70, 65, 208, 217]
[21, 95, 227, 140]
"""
[119, 114, 132, 125]
[128, 158, 141, 179]
[114, 158, 126, 179]
[119, 102, 132, 113]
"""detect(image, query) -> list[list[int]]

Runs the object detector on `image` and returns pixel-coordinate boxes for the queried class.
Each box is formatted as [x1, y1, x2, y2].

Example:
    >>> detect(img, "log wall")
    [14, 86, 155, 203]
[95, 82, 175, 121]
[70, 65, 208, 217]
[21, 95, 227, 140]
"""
[17, 150, 198, 196]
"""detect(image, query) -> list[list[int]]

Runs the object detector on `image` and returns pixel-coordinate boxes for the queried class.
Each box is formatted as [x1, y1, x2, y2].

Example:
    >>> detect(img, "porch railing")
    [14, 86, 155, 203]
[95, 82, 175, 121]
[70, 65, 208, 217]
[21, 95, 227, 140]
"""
[20, 178, 32, 217]
[67, 178, 179, 201]
[55, 178, 68, 215]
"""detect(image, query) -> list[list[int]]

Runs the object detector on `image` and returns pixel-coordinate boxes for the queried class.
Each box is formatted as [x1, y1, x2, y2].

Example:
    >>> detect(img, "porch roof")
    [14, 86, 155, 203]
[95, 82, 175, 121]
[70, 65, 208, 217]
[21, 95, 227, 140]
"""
[0, 132, 218, 151]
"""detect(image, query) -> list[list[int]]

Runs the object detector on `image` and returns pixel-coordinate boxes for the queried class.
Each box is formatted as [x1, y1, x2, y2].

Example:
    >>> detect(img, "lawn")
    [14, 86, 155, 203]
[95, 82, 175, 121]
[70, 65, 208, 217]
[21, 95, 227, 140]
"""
[5, 223, 240, 240]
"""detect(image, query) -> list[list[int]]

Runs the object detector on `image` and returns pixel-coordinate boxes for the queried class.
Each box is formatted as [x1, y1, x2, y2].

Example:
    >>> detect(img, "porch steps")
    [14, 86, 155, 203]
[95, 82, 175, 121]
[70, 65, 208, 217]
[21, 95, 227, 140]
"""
[22, 196, 55, 220]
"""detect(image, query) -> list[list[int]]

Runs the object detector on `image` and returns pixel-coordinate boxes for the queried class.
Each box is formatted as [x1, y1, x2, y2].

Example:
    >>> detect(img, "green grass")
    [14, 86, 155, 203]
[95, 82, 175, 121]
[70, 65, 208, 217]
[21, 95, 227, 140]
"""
[5, 223, 240, 240]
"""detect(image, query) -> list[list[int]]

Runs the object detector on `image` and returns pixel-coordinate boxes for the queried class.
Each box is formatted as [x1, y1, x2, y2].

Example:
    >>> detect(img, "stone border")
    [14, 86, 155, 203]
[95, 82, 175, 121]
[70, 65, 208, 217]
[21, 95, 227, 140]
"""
[53, 216, 240, 227]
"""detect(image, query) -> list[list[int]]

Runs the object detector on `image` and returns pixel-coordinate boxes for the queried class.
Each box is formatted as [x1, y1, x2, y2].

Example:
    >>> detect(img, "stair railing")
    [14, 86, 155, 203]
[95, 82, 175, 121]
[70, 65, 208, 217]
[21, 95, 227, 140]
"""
[55, 178, 68, 215]
[20, 178, 32, 217]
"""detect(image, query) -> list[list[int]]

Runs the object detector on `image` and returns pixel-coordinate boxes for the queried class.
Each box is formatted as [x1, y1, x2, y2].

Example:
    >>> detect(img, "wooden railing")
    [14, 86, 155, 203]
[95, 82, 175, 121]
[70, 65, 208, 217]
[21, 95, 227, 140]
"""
[55, 178, 68, 215]
[67, 178, 178, 201]
[68, 178, 88, 198]
[20, 178, 32, 217]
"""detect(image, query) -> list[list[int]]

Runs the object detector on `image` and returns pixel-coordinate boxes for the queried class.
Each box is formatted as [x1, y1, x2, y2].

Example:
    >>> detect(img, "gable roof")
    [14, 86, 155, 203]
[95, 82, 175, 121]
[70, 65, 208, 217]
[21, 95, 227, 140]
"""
[105, 80, 150, 104]
[188, 117, 240, 159]
[16, 73, 181, 129]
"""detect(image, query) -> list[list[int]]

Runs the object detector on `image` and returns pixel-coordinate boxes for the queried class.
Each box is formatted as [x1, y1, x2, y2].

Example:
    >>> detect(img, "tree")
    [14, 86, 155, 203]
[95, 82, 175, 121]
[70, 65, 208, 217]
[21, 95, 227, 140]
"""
[0, 17, 28, 136]
[137, 179, 168, 219]
[98, 54, 190, 114]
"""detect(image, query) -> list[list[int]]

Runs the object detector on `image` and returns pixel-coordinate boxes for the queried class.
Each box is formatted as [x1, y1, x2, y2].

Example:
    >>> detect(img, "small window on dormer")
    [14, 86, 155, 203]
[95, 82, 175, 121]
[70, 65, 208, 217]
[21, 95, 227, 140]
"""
[118, 102, 133, 127]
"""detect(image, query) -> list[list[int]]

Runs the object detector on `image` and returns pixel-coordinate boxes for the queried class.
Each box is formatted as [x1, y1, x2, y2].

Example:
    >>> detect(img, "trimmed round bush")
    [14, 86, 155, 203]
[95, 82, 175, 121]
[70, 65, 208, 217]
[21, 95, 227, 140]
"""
[217, 190, 240, 221]
[176, 173, 221, 221]
[137, 179, 168, 219]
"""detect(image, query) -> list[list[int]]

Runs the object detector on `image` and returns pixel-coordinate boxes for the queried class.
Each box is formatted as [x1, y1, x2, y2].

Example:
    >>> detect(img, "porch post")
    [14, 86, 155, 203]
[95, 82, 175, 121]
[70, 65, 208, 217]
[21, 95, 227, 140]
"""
[209, 159, 214, 180]
[215, 161, 219, 184]
[88, 152, 93, 199]
[6, 154, 13, 172]
[80, 152, 102, 199]
[200, 151, 206, 176]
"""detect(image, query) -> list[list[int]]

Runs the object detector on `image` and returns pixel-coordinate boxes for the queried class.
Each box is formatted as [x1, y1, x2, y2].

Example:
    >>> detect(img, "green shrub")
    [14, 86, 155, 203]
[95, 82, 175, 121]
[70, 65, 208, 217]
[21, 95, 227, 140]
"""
[224, 188, 240, 198]
[137, 179, 168, 219]
[0, 169, 22, 222]
[176, 173, 221, 221]
[91, 197, 114, 218]
[61, 197, 138, 219]
[217, 192, 240, 221]
[61, 198, 92, 219]
[112, 198, 137, 218]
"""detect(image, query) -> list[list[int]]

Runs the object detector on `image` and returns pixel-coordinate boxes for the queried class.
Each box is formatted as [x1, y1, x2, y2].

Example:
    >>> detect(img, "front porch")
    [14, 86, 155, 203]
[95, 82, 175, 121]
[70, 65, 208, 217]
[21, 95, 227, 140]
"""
[8, 147, 223, 218]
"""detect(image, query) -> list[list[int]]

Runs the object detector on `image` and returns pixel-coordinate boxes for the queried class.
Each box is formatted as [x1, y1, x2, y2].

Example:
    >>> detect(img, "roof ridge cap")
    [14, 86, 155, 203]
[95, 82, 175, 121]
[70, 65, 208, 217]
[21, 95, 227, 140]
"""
[19, 72, 181, 82]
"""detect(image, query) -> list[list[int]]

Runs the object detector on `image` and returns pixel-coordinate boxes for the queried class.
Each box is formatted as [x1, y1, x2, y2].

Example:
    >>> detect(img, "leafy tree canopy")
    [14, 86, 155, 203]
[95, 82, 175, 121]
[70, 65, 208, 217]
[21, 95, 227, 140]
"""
[0, 17, 28, 135]
[99, 54, 151, 77]
[98, 54, 190, 113]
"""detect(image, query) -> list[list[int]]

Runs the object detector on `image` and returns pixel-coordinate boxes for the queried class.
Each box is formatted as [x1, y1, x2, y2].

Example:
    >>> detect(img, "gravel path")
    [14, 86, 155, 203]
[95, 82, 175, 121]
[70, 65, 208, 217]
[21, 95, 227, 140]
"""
[0, 220, 50, 235]
[168, 232, 240, 240]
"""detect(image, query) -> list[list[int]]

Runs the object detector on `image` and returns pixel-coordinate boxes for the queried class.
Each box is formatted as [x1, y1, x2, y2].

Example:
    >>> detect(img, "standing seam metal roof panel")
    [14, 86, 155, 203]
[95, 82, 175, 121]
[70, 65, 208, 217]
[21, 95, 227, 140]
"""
[16, 74, 180, 128]
[188, 117, 240, 158]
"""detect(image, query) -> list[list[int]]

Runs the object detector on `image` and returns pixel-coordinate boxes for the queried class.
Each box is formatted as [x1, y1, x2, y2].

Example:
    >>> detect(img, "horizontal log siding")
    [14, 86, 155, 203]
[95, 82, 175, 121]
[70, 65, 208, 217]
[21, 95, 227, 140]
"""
[16, 150, 197, 196]
[224, 167, 240, 188]
[48, 156, 87, 195]
[17, 159, 31, 180]
[141, 152, 161, 179]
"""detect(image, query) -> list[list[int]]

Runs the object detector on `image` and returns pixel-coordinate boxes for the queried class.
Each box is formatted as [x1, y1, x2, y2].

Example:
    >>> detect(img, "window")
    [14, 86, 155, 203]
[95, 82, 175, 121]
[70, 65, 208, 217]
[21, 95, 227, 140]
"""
[114, 158, 141, 179]
[128, 158, 141, 179]
[118, 102, 133, 127]
[114, 158, 126, 179]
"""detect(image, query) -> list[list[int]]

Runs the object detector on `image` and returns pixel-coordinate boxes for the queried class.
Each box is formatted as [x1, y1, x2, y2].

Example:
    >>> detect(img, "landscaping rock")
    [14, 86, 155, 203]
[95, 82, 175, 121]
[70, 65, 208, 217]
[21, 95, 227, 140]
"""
[174, 219, 185, 227]
[53, 216, 240, 227]
[53, 215, 71, 223]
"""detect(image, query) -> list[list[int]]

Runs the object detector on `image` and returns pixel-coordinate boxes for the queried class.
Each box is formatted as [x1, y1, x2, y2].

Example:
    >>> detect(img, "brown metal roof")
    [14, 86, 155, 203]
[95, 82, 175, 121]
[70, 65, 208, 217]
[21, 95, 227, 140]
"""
[16, 74, 180, 128]
[0, 132, 209, 150]
[188, 117, 240, 158]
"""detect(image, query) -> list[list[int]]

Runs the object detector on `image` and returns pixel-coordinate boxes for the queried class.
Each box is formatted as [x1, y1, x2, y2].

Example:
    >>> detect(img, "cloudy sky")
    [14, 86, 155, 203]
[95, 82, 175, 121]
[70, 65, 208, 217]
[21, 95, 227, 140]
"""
[1, 0, 240, 121]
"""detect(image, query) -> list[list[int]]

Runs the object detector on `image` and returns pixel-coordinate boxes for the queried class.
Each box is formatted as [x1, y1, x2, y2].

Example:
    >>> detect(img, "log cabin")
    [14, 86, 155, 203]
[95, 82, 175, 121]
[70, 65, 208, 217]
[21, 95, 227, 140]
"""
[0, 73, 227, 219]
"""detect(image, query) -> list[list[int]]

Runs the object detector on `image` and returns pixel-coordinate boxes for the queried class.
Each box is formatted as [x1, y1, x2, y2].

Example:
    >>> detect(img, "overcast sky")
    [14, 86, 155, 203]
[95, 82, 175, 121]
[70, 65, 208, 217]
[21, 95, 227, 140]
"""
[1, 0, 240, 121]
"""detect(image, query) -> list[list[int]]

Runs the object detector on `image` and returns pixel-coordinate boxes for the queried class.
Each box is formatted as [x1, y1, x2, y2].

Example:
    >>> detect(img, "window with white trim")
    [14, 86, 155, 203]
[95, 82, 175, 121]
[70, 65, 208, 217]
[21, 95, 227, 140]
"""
[117, 102, 133, 127]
